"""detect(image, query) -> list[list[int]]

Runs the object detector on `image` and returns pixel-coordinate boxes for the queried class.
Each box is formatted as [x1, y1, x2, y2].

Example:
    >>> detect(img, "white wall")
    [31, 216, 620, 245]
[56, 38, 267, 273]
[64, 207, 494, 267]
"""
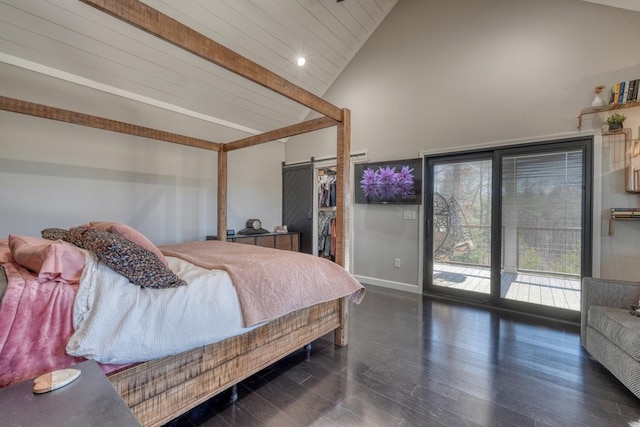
[285, 0, 640, 289]
[226, 144, 284, 236]
[0, 63, 284, 243]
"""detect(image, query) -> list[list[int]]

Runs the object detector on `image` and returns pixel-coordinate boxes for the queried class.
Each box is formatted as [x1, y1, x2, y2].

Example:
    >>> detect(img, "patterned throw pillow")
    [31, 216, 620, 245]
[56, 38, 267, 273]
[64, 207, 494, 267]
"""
[74, 221, 168, 266]
[67, 227, 89, 249]
[80, 229, 186, 288]
[41, 228, 70, 242]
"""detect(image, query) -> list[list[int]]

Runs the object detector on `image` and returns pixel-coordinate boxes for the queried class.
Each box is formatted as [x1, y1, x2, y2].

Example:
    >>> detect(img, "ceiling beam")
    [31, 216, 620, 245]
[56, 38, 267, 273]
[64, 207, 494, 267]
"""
[0, 96, 221, 151]
[224, 116, 338, 152]
[80, 0, 345, 123]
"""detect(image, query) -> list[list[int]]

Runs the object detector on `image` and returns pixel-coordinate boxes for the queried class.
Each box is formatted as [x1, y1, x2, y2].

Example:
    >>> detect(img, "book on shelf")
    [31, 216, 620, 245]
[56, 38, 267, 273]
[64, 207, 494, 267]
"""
[623, 81, 631, 103]
[609, 79, 640, 105]
[629, 80, 638, 102]
[612, 82, 621, 104]
[610, 87, 615, 104]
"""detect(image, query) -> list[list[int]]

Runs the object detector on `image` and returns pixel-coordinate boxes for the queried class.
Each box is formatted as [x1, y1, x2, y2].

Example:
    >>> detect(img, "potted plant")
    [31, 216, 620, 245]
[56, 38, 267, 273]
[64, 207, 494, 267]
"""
[605, 113, 626, 131]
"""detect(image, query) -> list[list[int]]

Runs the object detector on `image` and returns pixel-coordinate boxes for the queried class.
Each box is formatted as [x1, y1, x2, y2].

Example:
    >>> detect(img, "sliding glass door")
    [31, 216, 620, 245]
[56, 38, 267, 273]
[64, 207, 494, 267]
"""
[425, 138, 592, 321]
[430, 155, 493, 297]
[500, 151, 584, 311]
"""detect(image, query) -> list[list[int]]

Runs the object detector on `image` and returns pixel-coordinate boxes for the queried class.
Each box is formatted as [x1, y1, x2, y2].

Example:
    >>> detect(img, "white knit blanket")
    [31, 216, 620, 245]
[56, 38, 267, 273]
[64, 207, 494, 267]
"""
[66, 254, 256, 364]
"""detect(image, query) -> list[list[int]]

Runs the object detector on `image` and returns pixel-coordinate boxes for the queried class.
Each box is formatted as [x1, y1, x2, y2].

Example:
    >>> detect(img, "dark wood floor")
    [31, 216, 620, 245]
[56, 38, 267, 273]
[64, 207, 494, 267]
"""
[164, 285, 640, 427]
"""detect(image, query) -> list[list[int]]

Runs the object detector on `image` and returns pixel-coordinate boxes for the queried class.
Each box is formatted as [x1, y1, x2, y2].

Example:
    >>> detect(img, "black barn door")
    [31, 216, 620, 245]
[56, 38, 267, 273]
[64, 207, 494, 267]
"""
[282, 163, 313, 254]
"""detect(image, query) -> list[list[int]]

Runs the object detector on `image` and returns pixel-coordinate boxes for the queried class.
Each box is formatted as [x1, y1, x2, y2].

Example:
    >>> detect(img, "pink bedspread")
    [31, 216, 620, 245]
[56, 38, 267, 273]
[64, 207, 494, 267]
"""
[0, 263, 126, 388]
[0, 263, 83, 388]
[160, 240, 365, 326]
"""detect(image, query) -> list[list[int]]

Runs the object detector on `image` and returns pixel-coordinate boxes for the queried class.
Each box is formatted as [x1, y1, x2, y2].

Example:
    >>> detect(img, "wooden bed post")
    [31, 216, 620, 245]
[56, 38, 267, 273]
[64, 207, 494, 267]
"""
[217, 149, 228, 242]
[335, 108, 351, 346]
[335, 297, 349, 346]
[335, 108, 350, 268]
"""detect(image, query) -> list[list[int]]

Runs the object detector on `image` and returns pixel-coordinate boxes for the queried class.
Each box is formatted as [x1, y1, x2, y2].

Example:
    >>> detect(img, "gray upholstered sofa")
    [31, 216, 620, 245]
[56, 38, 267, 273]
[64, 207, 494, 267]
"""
[581, 277, 640, 399]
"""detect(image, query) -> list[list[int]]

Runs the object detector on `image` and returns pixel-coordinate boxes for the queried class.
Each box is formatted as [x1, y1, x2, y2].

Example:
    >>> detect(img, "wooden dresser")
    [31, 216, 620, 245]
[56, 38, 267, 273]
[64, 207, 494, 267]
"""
[206, 232, 300, 252]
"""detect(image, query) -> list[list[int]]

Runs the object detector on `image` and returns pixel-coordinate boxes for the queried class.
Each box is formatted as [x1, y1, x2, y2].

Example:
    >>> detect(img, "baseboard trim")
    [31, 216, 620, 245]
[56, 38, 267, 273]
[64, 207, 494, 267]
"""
[353, 275, 421, 294]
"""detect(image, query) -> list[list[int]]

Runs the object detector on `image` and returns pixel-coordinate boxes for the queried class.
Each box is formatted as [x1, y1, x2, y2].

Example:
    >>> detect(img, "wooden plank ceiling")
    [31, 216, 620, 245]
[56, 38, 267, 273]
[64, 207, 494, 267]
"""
[0, 0, 398, 141]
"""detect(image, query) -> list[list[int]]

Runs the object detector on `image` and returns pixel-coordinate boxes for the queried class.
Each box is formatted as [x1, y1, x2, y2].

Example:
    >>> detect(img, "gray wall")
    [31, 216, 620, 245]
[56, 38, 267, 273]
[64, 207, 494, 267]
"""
[286, 0, 640, 290]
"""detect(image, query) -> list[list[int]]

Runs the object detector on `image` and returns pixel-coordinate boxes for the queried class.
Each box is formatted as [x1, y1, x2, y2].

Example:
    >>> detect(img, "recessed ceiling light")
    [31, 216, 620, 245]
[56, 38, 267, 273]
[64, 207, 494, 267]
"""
[297, 57, 306, 67]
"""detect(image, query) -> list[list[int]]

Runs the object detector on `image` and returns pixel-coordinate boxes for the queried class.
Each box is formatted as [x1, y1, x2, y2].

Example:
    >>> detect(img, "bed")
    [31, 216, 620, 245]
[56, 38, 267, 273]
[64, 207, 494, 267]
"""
[0, 1, 356, 426]
[0, 227, 364, 426]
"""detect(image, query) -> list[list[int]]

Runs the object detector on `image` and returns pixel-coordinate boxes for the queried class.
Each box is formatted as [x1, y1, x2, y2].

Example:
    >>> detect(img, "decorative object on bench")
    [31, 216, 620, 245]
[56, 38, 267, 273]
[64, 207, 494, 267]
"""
[33, 368, 81, 394]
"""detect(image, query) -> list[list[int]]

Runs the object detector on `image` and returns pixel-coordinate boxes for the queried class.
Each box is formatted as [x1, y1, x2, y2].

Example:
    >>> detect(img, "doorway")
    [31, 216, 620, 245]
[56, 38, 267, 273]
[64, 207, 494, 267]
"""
[424, 138, 592, 322]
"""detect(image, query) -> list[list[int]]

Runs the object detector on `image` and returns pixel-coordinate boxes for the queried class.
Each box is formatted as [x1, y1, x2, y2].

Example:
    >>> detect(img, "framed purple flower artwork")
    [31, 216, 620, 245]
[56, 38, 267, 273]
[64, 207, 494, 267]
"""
[354, 158, 422, 205]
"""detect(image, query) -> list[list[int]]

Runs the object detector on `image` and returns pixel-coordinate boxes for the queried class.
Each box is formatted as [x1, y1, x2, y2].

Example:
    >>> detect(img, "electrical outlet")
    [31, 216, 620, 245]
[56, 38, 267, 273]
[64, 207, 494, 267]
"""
[394, 258, 401, 268]
[403, 210, 416, 220]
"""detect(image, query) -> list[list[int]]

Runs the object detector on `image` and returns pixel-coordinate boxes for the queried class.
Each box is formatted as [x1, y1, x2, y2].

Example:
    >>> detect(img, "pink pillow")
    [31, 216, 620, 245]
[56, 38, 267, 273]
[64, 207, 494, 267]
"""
[81, 222, 168, 266]
[0, 238, 15, 264]
[8, 235, 85, 284]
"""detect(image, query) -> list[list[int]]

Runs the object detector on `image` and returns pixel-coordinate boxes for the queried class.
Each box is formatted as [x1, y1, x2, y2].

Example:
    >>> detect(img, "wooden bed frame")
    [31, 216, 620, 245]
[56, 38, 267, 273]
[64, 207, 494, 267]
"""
[0, 1, 353, 425]
[110, 298, 347, 427]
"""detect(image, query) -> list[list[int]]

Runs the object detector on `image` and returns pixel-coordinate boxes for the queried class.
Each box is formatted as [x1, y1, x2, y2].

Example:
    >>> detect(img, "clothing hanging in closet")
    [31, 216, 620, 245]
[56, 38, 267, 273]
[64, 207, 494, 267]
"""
[318, 173, 336, 208]
[318, 211, 336, 261]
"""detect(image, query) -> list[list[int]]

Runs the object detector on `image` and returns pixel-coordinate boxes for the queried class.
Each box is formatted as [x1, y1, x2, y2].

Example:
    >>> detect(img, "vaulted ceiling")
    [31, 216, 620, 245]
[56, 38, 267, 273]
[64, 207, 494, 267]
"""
[0, 0, 398, 141]
[0, 0, 636, 142]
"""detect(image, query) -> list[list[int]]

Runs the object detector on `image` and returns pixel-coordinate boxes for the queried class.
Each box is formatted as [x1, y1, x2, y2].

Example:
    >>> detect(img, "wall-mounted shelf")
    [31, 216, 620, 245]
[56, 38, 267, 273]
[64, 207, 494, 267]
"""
[600, 128, 640, 193]
[608, 208, 640, 235]
[577, 101, 640, 130]
[624, 131, 640, 193]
